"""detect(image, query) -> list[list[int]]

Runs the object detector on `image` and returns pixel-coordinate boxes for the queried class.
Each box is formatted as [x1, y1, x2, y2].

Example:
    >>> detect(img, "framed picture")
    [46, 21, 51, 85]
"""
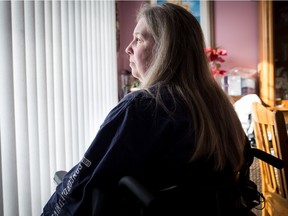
[151, 0, 214, 47]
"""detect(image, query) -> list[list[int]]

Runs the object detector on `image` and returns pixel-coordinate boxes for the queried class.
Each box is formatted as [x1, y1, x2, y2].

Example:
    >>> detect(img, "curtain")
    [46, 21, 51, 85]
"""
[0, 0, 118, 215]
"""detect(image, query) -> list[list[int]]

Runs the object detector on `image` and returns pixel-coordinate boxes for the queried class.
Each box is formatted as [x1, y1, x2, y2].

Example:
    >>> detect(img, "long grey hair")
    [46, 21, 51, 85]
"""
[138, 3, 246, 172]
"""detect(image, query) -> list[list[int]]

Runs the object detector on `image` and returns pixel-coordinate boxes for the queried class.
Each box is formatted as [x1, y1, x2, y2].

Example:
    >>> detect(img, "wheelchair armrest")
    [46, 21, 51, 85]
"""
[54, 170, 68, 185]
[249, 148, 285, 169]
[119, 176, 155, 208]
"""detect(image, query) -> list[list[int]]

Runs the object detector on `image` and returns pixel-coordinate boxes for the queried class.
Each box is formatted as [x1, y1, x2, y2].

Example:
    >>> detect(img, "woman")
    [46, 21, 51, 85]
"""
[42, 3, 248, 216]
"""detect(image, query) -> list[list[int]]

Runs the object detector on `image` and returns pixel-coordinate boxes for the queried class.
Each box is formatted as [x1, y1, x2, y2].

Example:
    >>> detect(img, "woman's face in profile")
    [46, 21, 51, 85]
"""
[125, 18, 155, 81]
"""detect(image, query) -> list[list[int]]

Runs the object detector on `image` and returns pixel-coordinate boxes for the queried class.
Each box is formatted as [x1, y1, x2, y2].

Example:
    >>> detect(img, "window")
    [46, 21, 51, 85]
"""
[0, 1, 118, 215]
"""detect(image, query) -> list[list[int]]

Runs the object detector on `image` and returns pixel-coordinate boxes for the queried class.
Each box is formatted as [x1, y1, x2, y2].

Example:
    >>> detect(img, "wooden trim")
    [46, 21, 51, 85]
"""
[258, 0, 275, 107]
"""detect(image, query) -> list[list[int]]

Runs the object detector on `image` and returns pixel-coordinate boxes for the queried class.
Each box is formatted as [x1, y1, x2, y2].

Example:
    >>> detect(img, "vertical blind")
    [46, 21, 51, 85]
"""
[0, 0, 118, 215]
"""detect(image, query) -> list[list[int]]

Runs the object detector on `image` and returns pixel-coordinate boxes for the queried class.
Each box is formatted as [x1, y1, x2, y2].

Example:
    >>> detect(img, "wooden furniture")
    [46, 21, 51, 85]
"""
[251, 102, 288, 216]
[258, 1, 288, 110]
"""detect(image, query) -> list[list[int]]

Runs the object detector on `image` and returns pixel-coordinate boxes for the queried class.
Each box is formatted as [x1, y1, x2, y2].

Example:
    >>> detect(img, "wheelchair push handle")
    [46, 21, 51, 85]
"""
[119, 176, 155, 208]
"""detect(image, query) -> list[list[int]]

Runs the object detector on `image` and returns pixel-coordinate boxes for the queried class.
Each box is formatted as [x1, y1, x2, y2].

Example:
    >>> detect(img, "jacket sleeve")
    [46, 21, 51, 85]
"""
[41, 92, 165, 216]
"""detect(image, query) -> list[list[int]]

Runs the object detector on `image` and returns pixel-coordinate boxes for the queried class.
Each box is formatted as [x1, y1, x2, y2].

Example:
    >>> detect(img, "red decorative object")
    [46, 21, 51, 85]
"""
[205, 47, 227, 77]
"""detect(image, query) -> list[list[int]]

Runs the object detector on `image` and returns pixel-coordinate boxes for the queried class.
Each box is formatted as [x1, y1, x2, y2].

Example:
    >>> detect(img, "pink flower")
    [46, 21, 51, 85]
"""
[205, 47, 227, 77]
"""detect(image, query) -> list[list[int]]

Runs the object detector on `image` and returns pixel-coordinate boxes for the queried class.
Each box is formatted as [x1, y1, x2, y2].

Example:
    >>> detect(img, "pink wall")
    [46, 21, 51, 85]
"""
[213, 1, 258, 71]
[117, 1, 145, 98]
[117, 1, 145, 72]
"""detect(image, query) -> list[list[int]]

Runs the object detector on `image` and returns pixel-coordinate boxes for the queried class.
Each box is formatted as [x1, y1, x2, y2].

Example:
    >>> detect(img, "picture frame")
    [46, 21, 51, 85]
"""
[150, 0, 214, 47]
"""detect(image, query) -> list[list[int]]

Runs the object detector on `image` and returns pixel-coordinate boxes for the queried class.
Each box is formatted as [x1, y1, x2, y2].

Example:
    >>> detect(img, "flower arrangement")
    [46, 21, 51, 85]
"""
[205, 47, 227, 77]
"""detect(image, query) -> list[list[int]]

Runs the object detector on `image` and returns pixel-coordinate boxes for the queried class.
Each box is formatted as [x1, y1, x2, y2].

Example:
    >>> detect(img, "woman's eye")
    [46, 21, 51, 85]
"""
[136, 38, 142, 43]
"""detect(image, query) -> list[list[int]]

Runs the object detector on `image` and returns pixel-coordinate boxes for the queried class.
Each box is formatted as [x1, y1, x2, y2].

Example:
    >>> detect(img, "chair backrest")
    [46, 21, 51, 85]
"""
[251, 102, 288, 210]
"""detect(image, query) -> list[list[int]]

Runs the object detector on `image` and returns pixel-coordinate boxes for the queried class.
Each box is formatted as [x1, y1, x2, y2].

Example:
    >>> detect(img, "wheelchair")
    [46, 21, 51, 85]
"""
[54, 147, 284, 216]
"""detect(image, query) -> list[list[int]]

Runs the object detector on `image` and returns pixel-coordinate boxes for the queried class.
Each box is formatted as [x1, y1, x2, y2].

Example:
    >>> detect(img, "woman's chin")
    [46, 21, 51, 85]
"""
[131, 71, 139, 79]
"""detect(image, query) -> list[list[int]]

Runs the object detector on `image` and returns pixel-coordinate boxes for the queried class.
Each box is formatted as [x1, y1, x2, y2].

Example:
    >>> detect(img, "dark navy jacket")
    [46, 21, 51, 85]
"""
[42, 86, 239, 216]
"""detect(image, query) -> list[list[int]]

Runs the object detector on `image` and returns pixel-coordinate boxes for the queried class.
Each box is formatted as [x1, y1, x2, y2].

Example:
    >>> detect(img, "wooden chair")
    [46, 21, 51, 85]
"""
[251, 102, 288, 216]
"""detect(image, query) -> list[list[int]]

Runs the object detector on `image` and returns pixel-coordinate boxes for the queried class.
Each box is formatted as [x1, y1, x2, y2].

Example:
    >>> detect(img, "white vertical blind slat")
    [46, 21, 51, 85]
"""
[0, 1, 19, 216]
[102, 2, 109, 111]
[91, 1, 99, 130]
[103, 3, 110, 112]
[101, 1, 118, 117]
[12, 1, 32, 215]
[86, 1, 95, 141]
[94, 2, 102, 130]
[0, 128, 3, 215]
[52, 0, 66, 171]
[25, 1, 43, 215]
[107, 2, 118, 108]
[81, 1, 90, 150]
[35, 0, 52, 207]
[61, 0, 73, 169]
[98, 2, 105, 130]
[44, 0, 57, 194]
[68, 1, 79, 165]
[75, 0, 85, 158]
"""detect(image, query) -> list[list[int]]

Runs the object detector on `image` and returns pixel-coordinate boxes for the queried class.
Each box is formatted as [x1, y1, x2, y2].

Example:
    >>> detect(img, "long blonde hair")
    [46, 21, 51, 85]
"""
[138, 3, 246, 172]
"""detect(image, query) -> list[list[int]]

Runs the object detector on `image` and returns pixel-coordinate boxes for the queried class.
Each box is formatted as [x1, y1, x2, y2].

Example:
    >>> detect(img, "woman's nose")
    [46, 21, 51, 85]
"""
[125, 43, 133, 55]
